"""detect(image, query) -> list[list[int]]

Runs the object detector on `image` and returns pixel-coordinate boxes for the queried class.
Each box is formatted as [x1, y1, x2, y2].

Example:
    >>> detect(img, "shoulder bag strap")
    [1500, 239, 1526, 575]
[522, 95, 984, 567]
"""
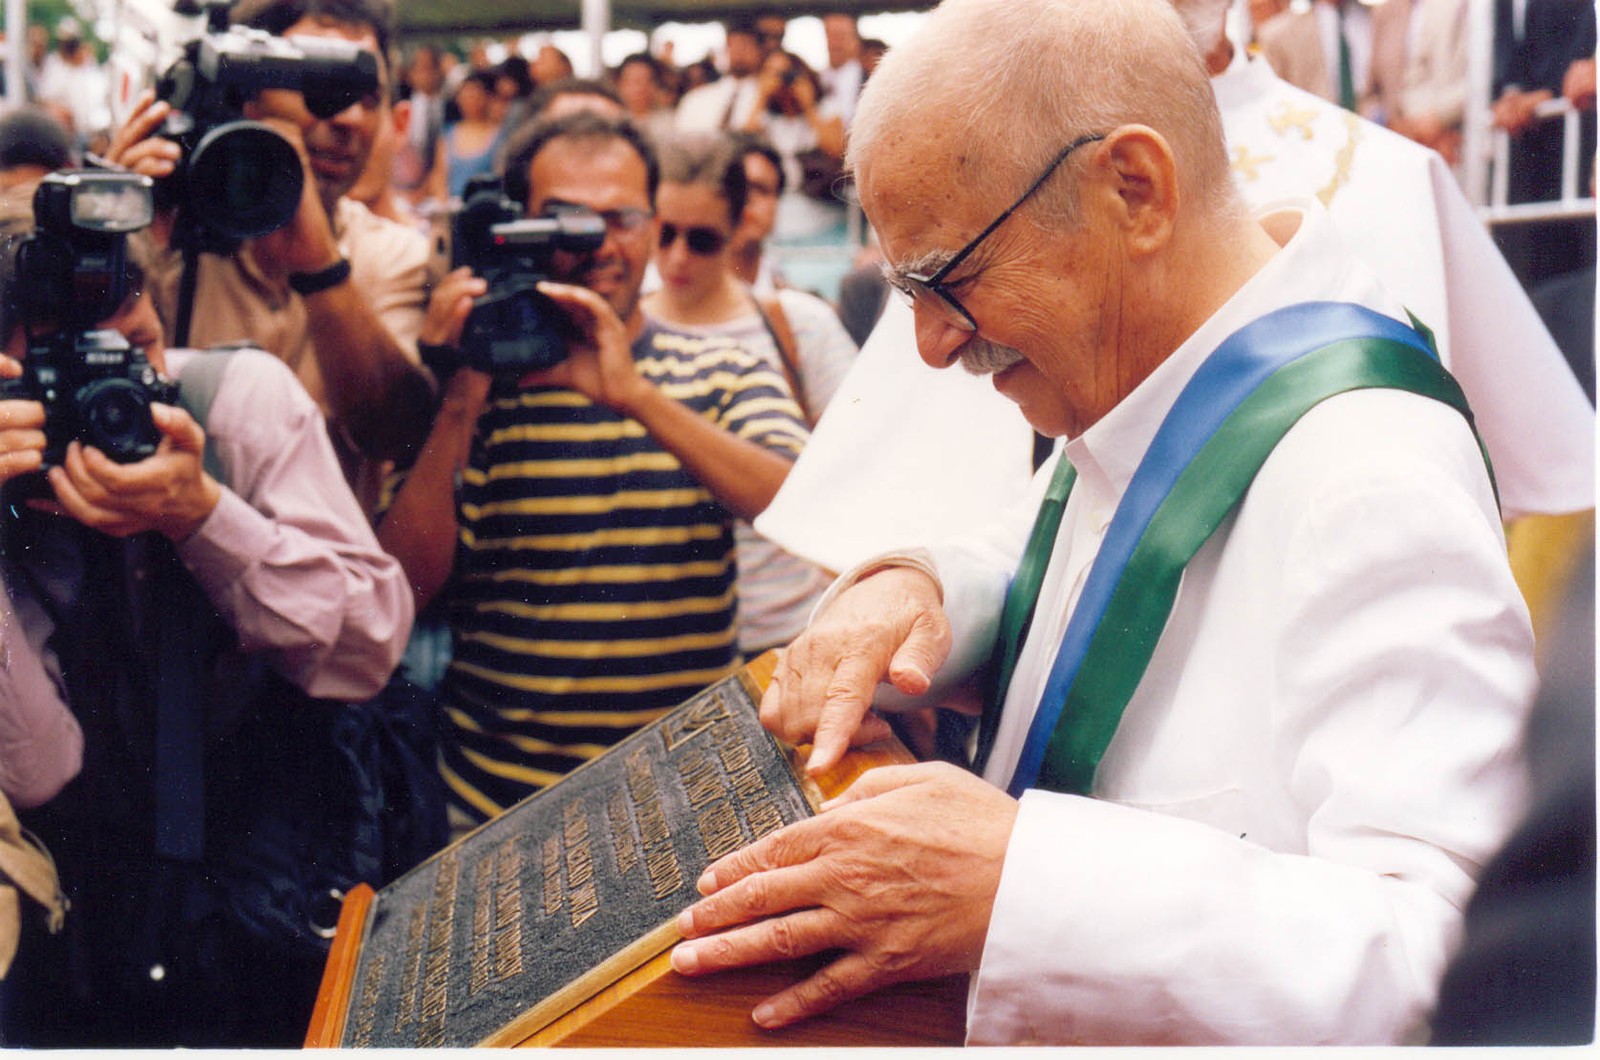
[754, 293, 815, 426]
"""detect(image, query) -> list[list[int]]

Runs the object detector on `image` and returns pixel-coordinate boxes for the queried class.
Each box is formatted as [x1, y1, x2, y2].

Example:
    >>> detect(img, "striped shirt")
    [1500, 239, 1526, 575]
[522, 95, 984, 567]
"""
[440, 320, 808, 821]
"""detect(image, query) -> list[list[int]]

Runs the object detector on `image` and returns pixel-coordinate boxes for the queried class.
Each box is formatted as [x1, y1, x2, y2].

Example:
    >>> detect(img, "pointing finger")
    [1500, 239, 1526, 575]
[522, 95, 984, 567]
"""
[806, 651, 884, 775]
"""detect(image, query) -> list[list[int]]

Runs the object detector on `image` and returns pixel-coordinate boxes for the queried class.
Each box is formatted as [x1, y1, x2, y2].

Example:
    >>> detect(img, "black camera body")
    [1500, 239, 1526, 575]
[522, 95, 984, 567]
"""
[6, 329, 178, 468]
[0, 171, 177, 469]
[154, 3, 379, 245]
[447, 175, 607, 376]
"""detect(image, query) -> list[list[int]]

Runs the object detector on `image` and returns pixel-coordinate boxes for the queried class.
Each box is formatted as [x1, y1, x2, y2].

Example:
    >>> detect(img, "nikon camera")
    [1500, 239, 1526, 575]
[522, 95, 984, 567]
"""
[441, 174, 607, 376]
[153, 1, 378, 244]
[0, 171, 177, 469]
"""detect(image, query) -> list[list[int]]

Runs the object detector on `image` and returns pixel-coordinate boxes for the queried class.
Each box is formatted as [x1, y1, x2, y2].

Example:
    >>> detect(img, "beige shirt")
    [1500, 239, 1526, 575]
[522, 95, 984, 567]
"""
[141, 196, 435, 511]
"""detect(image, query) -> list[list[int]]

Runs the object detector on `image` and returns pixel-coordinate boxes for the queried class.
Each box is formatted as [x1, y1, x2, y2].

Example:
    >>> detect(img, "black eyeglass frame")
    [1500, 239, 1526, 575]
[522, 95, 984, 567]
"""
[891, 130, 1108, 333]
[658, 221, 731, 256]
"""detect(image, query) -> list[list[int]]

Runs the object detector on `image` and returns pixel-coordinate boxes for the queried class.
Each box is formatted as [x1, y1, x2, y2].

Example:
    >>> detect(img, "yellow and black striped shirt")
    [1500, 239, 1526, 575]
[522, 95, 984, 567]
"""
[440, 321, 808, 821]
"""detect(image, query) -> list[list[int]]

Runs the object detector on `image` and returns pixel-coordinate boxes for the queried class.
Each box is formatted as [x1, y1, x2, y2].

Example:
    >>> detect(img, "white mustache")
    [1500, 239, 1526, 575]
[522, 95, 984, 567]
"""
[959, 338, 1027, 376]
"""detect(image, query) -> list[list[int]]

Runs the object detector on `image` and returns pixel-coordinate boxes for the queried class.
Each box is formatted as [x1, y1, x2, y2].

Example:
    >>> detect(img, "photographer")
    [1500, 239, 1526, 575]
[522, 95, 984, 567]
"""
[106, 0, 435, 515]
[381, 112, 809, 828]
[0, 178, 412, 1046]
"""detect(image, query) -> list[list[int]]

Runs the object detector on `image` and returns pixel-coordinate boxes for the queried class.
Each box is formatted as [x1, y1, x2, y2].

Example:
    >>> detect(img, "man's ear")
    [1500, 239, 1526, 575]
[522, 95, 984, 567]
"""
[1099, 125, 1179, 258]
[392, 97, 412, 139]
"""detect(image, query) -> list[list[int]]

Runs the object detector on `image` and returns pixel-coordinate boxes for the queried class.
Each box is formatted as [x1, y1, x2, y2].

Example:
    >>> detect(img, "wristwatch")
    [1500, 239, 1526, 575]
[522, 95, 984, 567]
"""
[287, 257, 352, 296]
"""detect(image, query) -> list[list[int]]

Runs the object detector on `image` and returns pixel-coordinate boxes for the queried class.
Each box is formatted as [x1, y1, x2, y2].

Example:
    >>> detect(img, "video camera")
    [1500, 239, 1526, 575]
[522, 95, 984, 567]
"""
[0, 171, 177, 469]
[152, 0, 379, 244]
[441, 174, 607, 376]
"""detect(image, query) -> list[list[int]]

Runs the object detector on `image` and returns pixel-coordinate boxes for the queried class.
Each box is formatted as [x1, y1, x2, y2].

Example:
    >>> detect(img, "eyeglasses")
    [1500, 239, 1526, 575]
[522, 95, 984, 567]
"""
[885, 131, 1107, 333]
[658, 222, 729, 256]
[545, 201, 654, 239]
[595, 207, 654, 237]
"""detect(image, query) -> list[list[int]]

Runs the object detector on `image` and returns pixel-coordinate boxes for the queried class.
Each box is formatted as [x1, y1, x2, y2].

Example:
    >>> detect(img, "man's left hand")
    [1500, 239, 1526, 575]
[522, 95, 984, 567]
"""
[42, 404, 221, 540]
[671, 761, 1018, 1029]
[521, 281, 651, 413]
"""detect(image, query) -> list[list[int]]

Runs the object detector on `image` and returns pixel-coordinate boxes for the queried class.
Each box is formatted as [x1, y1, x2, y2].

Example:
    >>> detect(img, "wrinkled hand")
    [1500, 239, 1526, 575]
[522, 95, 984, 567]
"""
[421, 266, 488, 349]
[761, 566, 950, 775]
[103, 89, 183, 181]
[40, 404, 221, 540]
[521, 281, 651, 412]
[0, 355, 45, 486]
[671, 761, 1018, 1029]
[243, 118, 342, 276]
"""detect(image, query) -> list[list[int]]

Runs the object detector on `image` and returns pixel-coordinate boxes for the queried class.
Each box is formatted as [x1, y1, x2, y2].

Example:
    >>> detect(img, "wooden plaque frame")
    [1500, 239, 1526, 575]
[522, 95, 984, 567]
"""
[305, 653, 967, 1048]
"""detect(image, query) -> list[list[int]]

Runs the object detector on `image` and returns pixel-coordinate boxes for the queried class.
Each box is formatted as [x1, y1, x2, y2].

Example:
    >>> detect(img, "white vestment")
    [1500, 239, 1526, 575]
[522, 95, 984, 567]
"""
[755, 56, 1594, 574]
[820, 203, 1536, 1043]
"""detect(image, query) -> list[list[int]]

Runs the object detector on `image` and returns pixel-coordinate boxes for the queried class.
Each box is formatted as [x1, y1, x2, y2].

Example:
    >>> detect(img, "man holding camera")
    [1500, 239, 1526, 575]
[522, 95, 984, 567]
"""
[0, 174, 412, 1045]
[381, 113, 809, 827]
[108, 0, 435, 514]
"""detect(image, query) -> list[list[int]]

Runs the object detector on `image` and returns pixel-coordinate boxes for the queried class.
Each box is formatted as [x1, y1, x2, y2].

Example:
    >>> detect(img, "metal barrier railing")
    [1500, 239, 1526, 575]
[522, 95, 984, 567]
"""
[1464, 0, 1596, 227]
[1485, 97, 1597, 225]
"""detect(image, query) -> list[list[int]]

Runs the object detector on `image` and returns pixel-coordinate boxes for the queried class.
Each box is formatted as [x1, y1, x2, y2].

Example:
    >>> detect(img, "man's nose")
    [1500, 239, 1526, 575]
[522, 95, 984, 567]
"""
[913, 302, 968, 370]
[325, 97, 373, 128]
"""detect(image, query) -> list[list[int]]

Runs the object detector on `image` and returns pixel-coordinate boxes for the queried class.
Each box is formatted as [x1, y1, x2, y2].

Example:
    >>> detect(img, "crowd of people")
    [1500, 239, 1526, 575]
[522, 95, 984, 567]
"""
[0, 0, 1591, 1050]
[374, 11, 883, 298]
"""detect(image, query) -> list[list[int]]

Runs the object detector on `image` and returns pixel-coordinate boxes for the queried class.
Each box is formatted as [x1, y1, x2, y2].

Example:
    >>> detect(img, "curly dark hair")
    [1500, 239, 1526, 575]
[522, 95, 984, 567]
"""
[502, 111, 660, 211]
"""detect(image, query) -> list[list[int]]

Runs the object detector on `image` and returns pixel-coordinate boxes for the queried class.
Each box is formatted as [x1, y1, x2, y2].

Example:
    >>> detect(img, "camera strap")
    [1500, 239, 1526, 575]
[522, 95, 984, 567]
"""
[151, 349, 239, 862]
[174, 242, 200, 350]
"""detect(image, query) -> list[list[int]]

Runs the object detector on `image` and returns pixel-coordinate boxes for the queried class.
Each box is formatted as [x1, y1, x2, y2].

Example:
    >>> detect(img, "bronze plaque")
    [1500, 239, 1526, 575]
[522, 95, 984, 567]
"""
[333, 668, 812, 1047]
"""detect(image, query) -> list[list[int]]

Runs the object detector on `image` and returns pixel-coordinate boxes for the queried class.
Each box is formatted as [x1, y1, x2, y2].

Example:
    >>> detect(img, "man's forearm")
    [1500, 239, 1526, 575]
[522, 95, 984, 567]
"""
[377, 371, 490, 612]
[625, 385, 794, 521]
[302, 280, 436, 463]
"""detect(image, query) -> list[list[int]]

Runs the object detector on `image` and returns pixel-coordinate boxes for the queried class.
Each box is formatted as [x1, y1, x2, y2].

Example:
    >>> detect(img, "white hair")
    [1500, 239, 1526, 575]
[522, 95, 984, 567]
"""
[848, 0, 1241, 229]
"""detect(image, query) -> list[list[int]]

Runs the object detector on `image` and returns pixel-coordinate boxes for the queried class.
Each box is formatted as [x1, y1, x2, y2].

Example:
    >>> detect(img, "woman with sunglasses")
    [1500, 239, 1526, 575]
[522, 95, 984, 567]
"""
[642, 133, 858, 656]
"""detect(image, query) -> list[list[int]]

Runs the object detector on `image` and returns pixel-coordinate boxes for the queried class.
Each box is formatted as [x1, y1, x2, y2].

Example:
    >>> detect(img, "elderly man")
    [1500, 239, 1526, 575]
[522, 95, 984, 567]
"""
[756, 0, 1593, 580]
[669, 0, 1535, 1044]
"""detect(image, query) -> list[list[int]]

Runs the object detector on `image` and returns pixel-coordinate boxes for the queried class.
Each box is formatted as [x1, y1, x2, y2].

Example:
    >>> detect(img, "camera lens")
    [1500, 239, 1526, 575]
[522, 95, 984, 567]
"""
[188, 121, 305, 242]
[77, 378, 161, 463]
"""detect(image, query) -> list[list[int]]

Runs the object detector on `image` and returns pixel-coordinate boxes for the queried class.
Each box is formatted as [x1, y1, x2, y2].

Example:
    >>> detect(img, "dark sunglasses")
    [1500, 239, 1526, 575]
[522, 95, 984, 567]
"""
[658, 223, 729, 256]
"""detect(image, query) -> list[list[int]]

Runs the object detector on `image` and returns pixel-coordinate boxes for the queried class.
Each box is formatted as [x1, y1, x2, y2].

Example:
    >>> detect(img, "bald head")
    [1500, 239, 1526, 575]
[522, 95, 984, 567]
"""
[849, 0, 1237, 229]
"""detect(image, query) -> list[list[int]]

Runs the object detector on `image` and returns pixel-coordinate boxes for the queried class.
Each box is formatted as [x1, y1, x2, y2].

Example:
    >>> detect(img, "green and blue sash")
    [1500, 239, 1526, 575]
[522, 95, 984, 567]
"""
[975, 301, 1492, 798]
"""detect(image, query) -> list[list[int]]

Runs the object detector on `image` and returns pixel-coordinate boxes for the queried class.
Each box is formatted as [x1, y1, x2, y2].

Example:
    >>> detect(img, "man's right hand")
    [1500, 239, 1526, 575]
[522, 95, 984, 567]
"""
[761, 565, 952, 775]
[420, 266, 488, 351]
[104, 89, 182, 181]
